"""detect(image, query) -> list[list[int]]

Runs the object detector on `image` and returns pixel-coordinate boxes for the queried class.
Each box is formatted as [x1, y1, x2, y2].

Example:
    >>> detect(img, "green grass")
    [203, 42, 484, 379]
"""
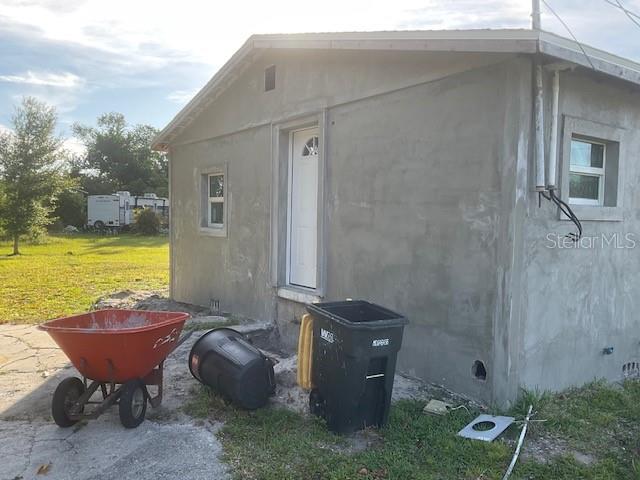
[217, 401, 514, 480]
[514, 380, 640, 480]
[184, 384, 242, 420]
[187, 380, 640, 479]
[0, 234, 169, 323]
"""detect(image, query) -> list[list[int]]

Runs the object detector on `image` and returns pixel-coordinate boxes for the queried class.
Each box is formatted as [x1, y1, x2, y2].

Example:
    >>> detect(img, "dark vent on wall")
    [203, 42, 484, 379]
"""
[623, 361, 640, 379]
[210, 299, 220, 312]
[264, 65, 276, 92]
[472, 360, 487, 381]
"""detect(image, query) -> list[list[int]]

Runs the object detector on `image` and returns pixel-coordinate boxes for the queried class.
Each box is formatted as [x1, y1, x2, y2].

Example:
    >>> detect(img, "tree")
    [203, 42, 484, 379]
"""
[53, 189, 86, 228]
[0, 97, 64, 255]
[72, 113, 167, 196]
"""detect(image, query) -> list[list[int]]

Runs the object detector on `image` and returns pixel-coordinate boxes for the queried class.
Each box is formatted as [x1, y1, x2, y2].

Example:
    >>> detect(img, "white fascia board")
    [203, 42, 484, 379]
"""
[252, 29, 539, 53]
[539, 31, 640, 86]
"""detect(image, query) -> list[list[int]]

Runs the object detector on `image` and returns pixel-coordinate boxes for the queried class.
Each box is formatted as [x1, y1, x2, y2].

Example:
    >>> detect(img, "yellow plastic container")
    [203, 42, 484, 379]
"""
[297, 314, 314, 390]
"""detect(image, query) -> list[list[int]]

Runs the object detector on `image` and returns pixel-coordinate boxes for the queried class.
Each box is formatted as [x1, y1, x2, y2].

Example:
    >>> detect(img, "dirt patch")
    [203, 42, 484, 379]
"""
[92, 289, 211, 316]
[268, 352, 478, 419]
[520, 431, 571, 464]
[271, 355, 309, 413]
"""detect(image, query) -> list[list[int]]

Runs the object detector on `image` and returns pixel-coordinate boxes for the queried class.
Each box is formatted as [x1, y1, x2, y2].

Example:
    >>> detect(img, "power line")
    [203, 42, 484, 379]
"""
[606, 0, 640, 29]
[604, 0, 640, 21]
[541, 0, 596, 70]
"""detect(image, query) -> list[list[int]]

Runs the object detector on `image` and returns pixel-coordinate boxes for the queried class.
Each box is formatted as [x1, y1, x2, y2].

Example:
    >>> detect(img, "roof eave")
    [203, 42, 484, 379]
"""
[151, 30, 541, 151]
[152, 29, 640, 151]
[539, 31, 640, 86]
[151, 36, 258, 151]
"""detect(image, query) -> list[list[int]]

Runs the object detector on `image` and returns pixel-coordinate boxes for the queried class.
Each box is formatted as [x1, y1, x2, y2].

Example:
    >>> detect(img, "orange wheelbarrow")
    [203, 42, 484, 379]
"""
[38, 309, 191, 428]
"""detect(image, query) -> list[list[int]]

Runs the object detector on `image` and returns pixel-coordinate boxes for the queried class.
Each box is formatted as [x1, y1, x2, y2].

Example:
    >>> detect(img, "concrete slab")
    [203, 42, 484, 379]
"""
[0, 418, 226, 480]
[0, 325, 70, 420]
[0, 324, 229, 480]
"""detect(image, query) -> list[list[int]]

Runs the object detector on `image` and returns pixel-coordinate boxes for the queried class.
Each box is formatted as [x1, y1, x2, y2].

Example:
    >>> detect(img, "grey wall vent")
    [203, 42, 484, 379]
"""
[264, 65, 276, 92]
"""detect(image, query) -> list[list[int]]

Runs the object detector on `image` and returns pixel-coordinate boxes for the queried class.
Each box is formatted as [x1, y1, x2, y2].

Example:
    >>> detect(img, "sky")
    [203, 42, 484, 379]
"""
[0, 0, 639, 152]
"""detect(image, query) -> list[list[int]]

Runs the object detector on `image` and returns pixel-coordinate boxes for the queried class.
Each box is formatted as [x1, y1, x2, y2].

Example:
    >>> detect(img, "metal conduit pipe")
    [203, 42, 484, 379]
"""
[534, 62, 546, 191]
[547, 69, 561, 190]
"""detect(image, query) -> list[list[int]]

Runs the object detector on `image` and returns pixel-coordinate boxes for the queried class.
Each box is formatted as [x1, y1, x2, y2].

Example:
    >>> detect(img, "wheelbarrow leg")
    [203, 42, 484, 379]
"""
[143, 361, 164, 408]
[88, 382, 122, 419]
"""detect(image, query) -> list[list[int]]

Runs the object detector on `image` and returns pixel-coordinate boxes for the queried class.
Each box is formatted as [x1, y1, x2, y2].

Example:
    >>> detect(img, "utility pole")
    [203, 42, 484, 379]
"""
[532, 0, 542, 30]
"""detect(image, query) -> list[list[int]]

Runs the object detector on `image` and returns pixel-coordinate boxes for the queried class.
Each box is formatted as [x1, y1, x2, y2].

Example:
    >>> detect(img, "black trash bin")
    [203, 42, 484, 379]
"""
[189, 328, 276, 410]
[307, 300, 408, 434]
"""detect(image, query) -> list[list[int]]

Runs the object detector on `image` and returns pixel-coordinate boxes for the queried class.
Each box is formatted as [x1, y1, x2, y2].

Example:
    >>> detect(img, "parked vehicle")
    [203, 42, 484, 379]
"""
[87, 194, 121, 230]
[87, 191, 168, 230]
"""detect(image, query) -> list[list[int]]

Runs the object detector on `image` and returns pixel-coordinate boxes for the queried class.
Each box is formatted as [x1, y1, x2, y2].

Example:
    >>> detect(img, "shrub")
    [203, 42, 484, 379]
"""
[26, 227, 49, 244]
[47, 219, 65, 233]
[133, 208, 160, 235]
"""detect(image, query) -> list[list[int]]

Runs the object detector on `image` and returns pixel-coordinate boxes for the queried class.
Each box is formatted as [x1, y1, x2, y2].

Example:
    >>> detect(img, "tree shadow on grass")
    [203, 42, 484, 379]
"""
[0, 253, 28, 260]
[83, 235, 169, 251]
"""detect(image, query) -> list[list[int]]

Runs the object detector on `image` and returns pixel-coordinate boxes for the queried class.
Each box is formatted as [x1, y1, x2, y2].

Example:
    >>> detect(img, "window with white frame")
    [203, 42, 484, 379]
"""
[568, 137, 606, 206]
[560, 116, 623, 221]
[207, 173, 224, 227]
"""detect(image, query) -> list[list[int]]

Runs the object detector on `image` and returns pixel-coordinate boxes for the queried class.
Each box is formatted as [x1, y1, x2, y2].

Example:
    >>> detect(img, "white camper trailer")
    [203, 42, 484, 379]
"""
[87, 191, 168, 230]
[132, 193, 169, 218]
[87, 195, 120, 229]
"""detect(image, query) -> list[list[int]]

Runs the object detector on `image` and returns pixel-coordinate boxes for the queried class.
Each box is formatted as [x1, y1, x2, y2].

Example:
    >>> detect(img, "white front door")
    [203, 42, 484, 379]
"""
[288, 127, 319, 289]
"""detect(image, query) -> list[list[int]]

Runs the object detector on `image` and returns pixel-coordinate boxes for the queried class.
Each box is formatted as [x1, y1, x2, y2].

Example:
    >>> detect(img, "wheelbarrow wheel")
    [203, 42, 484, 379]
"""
[52, 377, 85, 427]
[119, 379, 147, 428]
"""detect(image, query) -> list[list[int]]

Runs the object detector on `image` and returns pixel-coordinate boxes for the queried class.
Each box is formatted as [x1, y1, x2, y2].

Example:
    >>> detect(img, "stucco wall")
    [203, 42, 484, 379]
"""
[170, 127, 273, 321]
[520, 71, 640, 392]
[169, 51, 531, 404]
[171, 50, 513, 146]
[321, 60, 532, 403]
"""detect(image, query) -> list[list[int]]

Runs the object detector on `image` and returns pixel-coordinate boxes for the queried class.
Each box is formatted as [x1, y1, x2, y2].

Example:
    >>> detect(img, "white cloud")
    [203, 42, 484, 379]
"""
[11, 89, 81, 114]
[0, 71, 87, 116]
[0, 0, 638, 124]
[0, 123, 13, 135]
[62, 136, 86, 156]
[1, 0, 637, 75]
[0, 0, 532, 71]
[167, 89, 198, 104]
[0, 71, 84, 88]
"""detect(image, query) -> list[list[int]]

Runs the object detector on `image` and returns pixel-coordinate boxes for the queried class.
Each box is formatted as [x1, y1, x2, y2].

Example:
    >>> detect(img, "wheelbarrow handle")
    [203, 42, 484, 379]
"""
[169, 329, 195, 354]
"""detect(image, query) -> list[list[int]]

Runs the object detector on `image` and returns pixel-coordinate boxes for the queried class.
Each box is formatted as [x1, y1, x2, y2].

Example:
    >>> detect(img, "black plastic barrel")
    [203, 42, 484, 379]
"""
[189, 328, 275, 410]
[307, 301, 408, 434]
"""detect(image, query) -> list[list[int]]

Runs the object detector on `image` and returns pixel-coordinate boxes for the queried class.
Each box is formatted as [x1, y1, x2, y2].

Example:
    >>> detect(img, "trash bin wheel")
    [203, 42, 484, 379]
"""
[309, 388, 326, 418]
[52, 377, 85, 428]
[119, 379, 147, 428]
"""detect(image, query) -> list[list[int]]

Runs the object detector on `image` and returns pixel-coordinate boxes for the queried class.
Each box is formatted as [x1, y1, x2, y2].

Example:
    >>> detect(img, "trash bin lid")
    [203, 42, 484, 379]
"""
[307, 300, 408, 329]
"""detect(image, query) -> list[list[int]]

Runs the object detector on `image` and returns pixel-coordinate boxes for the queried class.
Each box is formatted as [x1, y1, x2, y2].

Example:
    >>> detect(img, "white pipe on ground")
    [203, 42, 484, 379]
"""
[534, 63, 546, 191]
[547, 69, 560, 190]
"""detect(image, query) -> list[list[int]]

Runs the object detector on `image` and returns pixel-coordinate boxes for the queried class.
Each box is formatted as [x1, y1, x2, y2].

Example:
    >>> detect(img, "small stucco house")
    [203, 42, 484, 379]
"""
[153, 29, 640, 406]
